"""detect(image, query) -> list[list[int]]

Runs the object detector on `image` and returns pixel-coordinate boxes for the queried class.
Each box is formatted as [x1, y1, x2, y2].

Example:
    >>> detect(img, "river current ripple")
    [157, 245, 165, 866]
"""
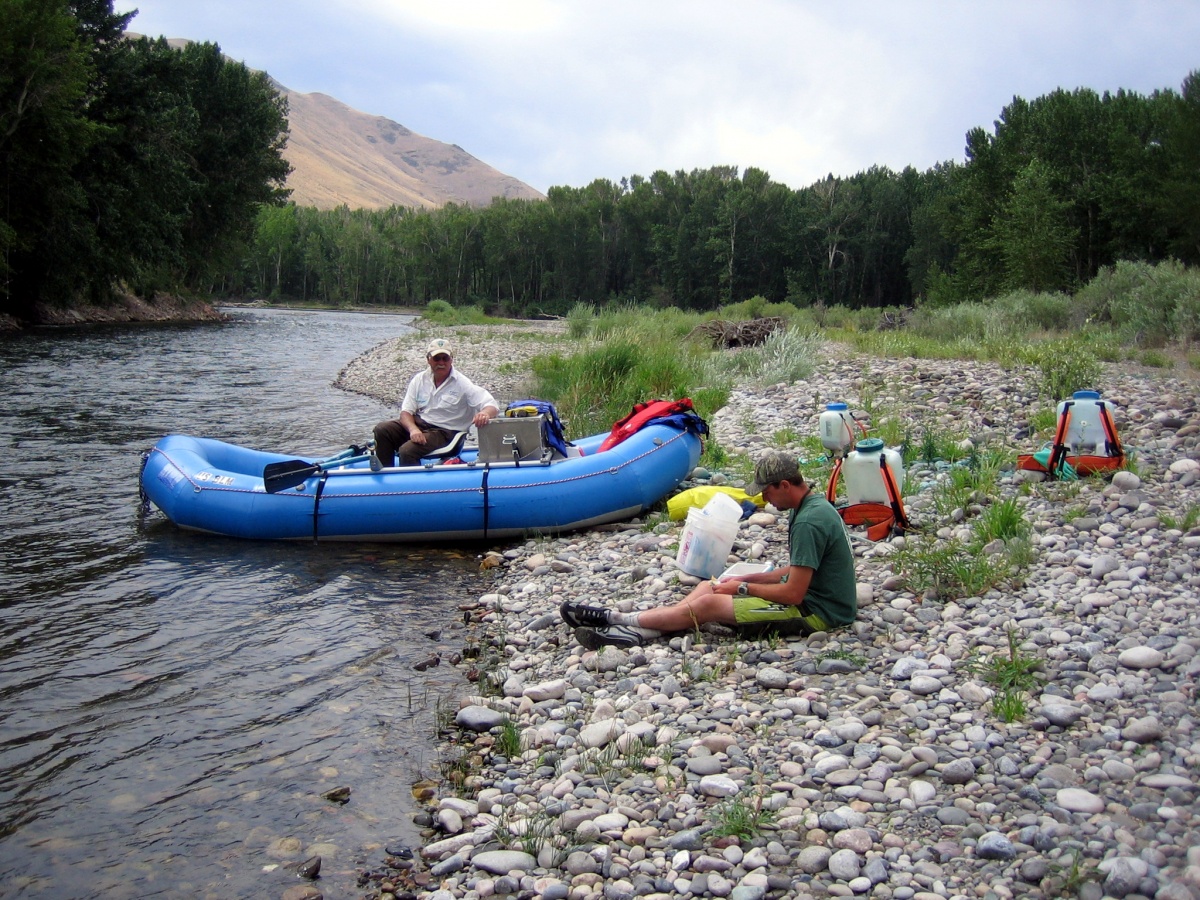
[0, 309, 486, 898]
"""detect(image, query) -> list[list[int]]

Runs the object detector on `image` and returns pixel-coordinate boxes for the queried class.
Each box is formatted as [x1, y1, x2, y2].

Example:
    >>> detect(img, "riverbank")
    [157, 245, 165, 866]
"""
[0, 291, 226, 331]
[336, 326, 1200, 900]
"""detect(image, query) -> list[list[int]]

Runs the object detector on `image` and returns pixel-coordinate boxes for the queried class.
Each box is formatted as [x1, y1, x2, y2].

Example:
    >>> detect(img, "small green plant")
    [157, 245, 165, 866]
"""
[973, 497, 1029, 543]
[931, 465, 978, 518]
[1060, 505, 1086, 523]
[992, 690, 1027, 723]
[1137, 348, 1172, 368]
[489, 807, 564, 861]
[706, 790, 778, 839]
[495, 718, 523, 759]
[816, 648, 868, 668]
[1120, 449, 1143, 480]
[577, 736, 655, 790]
[962, 627, 1043, 722]
[439, 750, 474, 796]
[1050, 850, 1096, 896]
[1027, 406, 1059, 441]
[1161, 505, 1200, 531]
[771, 427, 801, 446]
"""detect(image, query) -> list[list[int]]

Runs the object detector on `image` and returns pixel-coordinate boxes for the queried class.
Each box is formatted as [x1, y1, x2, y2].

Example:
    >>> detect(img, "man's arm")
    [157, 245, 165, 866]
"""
[716, 565, 814, 607]
[398, 410, 424, 445]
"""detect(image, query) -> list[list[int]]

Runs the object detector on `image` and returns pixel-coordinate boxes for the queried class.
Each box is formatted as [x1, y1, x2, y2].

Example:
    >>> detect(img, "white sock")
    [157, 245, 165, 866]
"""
[610, 611, 642, 626]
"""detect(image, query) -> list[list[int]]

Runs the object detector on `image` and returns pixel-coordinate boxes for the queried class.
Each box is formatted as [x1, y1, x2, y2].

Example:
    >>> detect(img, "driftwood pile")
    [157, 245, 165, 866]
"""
[878, 307, 915, 330]
[689, 316, 785, 349]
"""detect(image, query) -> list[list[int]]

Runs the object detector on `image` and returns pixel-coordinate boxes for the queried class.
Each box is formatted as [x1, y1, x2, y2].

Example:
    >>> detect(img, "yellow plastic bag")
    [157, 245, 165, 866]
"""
[667, 485, 763, 521]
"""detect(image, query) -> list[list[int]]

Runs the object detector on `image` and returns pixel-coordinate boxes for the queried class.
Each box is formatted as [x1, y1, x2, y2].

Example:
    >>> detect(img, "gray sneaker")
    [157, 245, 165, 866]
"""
[559, 600, 611, 629]
[574, 624, 662, 650]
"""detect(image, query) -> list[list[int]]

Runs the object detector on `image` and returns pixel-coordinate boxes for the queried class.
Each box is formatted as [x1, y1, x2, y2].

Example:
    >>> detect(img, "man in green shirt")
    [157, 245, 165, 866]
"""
[562, 451, 858, 648]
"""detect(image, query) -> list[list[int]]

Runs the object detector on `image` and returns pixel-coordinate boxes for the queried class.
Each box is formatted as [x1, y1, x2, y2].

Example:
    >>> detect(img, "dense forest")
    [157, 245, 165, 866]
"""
[0, 0, 290, 322]
[233, 74, 1200, 317]
[3, 2, 1198, 322]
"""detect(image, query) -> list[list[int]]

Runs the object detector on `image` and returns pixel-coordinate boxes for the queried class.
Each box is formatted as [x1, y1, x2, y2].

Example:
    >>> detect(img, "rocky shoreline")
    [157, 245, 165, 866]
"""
[337, 326, 1200, 900]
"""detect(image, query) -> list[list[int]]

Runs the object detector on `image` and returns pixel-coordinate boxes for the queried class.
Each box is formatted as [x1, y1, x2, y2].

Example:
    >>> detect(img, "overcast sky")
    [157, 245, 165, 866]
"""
[117, 1, 1200, 195]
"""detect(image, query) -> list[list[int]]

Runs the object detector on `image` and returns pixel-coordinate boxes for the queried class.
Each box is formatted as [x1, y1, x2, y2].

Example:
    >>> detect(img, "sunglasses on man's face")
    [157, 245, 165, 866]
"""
[429, 354, 451, 363]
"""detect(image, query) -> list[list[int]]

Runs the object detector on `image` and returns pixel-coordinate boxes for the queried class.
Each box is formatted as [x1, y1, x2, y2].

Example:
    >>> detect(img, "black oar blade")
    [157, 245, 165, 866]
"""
[263, 459, 319, 493]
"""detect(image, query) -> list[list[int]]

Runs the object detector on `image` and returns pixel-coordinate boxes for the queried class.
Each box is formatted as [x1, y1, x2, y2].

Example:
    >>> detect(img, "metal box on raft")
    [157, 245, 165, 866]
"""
[477, 416, 549, 463]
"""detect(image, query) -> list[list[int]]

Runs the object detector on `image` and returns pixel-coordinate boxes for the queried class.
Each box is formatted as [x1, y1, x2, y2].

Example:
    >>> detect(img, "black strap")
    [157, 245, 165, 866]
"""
[878, 455, 910, 531]
[1097, 400, 1124, 460]
[480, 466, 491, 538]
[312, 472, 329, 542]
[1047, 400, 1073, 480]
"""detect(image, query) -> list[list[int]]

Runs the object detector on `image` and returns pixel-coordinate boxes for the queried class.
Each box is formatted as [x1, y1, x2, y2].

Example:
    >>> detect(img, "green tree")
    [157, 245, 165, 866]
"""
[994, 158, 1077, 292]
[1158, 70, 1200, 262]
[0, 0, 102, 319]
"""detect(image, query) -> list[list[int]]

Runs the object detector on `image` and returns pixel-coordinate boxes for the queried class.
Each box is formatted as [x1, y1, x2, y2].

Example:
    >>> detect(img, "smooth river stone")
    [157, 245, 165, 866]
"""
[1056, 788, 1105, 814]
[1118, 646, 1165, 669]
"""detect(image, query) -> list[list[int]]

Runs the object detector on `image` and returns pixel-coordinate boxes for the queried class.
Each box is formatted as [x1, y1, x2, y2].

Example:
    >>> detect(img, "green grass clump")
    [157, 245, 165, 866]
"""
[529, 335, 728, 437]
[890, 535, 1018, 599]
[712, 296, 805, 325]
[706, 791, 778, 839]
[973, 497, 1030, 544]
[960, 627, 1043, 723]
[566, 301, 595, 339]
[421, 299, 504, 325]
[1161, 505, 1200, 532]
[495, 718, 523, 759]
[815, 649, 868, 668]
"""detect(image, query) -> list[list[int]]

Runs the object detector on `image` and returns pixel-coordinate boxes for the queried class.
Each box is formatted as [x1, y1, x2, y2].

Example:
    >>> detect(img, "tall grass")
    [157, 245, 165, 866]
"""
[527, 305, 824, 437]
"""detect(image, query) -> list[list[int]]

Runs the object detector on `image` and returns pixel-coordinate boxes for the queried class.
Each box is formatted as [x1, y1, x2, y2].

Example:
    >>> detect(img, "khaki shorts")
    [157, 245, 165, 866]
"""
[731, 596, 828, 635]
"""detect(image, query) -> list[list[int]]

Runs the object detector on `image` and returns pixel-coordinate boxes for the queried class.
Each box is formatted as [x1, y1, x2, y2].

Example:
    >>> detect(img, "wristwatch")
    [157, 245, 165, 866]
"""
[737, 582, 750, 596]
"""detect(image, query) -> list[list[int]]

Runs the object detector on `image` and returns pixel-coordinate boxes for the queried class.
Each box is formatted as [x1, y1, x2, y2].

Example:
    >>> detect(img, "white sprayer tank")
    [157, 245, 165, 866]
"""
[844, 438, 905, 505]
[819, 402, 857, 456]
[1056, 390, 1112, 455]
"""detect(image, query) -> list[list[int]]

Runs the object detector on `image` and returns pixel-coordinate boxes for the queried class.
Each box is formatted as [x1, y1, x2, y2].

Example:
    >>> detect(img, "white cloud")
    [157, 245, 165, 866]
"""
[120, 0, 1200, 193]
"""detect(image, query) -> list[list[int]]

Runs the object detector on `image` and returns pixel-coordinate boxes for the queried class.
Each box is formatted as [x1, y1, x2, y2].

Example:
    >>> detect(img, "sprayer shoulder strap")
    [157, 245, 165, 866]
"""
[1047, 400, 1073, 479]
[1097, 400, 1125, 459]
[878, 453, 910, 529]
[825, 458, 843, 504]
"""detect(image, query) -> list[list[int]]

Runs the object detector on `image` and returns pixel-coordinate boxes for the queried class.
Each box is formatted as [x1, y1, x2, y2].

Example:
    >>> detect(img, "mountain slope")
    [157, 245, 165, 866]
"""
[278, 85, 545, 210]
[129, 34, 544, 210]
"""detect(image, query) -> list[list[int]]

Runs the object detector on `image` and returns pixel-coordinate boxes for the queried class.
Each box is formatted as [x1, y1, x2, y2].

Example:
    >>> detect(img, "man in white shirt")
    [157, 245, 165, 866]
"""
[372, 338, 499, 468]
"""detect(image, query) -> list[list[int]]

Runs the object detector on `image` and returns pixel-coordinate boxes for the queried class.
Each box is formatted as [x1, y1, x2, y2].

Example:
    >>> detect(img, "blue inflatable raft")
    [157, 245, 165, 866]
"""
[139, 422, 704, 542]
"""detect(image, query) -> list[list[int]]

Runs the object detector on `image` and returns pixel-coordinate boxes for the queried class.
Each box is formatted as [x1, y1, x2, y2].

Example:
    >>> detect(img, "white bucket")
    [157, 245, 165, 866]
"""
[701, 491, 743, 523]
[1057, 390, 1112, 455]
[676, 507, 739, 578]
[844, 438, 904, 505]
[819, 402, 857, 456]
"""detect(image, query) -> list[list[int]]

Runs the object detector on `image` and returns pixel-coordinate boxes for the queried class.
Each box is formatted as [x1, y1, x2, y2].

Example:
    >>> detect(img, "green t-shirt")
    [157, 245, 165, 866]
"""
[787, 493, 858, 627]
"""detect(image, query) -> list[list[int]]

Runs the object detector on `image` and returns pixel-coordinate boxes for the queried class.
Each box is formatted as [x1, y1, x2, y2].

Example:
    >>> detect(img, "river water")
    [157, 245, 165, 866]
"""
[0, 309, 492, 898]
